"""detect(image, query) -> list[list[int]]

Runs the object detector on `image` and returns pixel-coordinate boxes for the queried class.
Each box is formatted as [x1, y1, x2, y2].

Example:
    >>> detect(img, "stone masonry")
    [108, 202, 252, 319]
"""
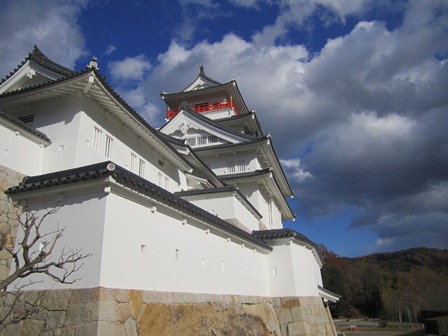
[0, 287, 337, 336]
[0, 165, 24, 282]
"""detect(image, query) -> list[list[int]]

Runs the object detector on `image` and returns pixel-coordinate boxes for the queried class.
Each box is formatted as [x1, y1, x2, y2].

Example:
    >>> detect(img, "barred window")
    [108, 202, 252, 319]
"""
[186, 138, 196, 146]
[227, 160, 235, 173]
[130, 153, 137, 173]
[104, 135, 113, 158]
[139, 159, 145, 177]
[237, 159, 246, 172]
[208, 135, 218, 143]
[93, 127, 102, 151]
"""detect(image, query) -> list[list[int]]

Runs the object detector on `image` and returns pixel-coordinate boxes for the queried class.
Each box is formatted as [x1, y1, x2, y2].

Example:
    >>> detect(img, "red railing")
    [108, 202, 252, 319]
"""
[166, 100, 238, 119]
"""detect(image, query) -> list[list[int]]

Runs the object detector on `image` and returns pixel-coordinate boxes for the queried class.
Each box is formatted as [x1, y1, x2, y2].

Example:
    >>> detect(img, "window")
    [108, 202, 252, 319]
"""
[93, 127, 102, 151]
[237, 159, 246, 172]
[104, 135, 113, 158]
[130, 153, 137, 173]
[197, 136, 207, 145]
[165, 176, 169, 189]
[208, 135, 218, 143]
[227, 160, 235, 173]
[138, 159, 145, 177]
[186, 138, 196, 146]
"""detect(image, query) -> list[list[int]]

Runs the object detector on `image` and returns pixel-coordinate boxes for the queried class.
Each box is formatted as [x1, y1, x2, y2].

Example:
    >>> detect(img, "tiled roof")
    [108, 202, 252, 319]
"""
[0, 62, 191, 171]
[220, 168, 272, 180]
[215, 111, 264, 136]
[28, 45, 77, 77]
[254, 229, 318, 251]
[195, 135, 268, 152]
[176, 186, 238, 196]
[0, 45, 76, 85]
[0, 111, 50, 143]
[182, 67, 223, 91]
[174, 107, 257, 141]
[6, 161, 271, 250]
[158, 131, 224, 187]
[176, 186, 262, 219]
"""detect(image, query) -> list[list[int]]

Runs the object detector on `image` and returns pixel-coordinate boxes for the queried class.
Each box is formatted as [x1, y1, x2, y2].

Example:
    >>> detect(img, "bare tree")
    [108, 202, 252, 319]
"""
[0, 204, 91, 291]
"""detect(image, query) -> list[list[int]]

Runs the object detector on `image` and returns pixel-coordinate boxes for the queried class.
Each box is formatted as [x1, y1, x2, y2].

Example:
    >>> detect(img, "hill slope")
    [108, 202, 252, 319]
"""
[321, 247, 448, 320]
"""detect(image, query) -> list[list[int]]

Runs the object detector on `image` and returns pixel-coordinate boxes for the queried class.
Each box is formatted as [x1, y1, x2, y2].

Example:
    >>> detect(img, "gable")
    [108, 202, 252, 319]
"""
[0, 46, 76, 95]
[160, 110, 253, 148]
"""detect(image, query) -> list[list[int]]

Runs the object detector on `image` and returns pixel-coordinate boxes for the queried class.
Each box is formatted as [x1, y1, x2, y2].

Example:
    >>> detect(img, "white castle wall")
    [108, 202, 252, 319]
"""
[14, 182, 322, 299]
[0, 123, 45, 176]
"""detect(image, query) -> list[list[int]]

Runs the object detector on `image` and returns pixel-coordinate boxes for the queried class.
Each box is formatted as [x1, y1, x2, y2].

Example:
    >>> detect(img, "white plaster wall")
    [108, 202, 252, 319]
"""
[289, 244, 320, 297]
[100, 192, 270, 296]
[265, 243, 296, 296]
[0, 124, 45, 176]
[15, 191, 108, 290]
[76, 98, 182, 192]
[180, 194, 260, 232]
[31, 96, 83, 173]
[266, 242, 321, 297]
[200, 151, 256, 175]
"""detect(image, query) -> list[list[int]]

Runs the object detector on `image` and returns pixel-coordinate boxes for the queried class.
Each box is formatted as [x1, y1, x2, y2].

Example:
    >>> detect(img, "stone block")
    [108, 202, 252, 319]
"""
[99, 287, 117, 302]
[69, 288, 100, 304]
[18, 319, 45, 336]
[291, 307, 305, 321]
[75, 322, 102, 336]
[116, 302, 132, 322]
[280, 297, 300, 309]
[124, 318, 138, 336]
[53, 326, 77, 336]
[99, 299, 116, 321]
[97, 321, 125, 336]
[115, 289, 130, 303]
[129, 290, 143, 319]
[45, 310, 66, 329]
[40, 289, 71, 311]
[288, 320, 311, 336]
[65, 302, 99, 325]
[278, 309, 293, 324]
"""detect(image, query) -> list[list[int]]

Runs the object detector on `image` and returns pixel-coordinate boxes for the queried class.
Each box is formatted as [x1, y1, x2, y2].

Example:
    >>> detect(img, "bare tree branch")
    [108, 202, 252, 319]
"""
[0, 205, 91, 292]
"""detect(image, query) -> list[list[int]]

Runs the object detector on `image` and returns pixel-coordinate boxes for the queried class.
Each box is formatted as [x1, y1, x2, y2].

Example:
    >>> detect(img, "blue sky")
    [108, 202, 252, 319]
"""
[1, 0, 447, 257]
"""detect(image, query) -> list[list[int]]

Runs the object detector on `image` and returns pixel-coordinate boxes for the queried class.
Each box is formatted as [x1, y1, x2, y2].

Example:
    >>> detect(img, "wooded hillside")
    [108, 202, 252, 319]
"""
[321, 247, 448, 321]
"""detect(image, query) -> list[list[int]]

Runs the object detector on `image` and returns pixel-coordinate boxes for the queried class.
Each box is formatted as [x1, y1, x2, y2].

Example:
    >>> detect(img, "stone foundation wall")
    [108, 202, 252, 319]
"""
[0, 165, 24, 282]
[0, 287, 337, 336]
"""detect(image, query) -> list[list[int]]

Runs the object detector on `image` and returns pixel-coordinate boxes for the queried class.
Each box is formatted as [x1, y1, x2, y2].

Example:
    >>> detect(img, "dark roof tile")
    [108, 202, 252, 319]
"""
[6, 161, 271, 250]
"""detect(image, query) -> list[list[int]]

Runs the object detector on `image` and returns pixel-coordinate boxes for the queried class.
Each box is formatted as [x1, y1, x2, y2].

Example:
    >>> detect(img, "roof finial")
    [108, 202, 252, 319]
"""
[87, 56, 99, 70]
[199, 65, 205, 76]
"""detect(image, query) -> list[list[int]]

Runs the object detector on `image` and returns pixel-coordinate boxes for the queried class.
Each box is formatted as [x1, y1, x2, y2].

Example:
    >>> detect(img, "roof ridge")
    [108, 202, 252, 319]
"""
[0, 45, 77, 87]
[180, 107, 256, 141]
[6, 161, 271, 250]
[0, 111, 51, 143]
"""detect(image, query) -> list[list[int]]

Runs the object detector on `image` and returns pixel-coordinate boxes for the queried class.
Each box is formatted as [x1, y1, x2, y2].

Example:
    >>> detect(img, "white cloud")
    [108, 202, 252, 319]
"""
[104, 45, 117, 56]
[108, 55, 152, 82]
[281, 159, 312, 181]
[0, 0, 86, 77]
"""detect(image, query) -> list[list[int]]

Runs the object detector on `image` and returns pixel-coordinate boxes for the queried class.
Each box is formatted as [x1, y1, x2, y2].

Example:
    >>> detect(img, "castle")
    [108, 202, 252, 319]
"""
[0, 46, 338, 335]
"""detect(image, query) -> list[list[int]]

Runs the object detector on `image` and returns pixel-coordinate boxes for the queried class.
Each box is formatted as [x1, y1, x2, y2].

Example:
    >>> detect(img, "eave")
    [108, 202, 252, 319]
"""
[318, 285, 341, 303]
[254, 229, 323, 267]
[6, 161, 271, 252]
[161, 80, 250, 115]
[0, 70, 192, 173]
[160, 107, 256, 144]
[221, 169, 295, 220]
[0, 111, 51, 146]
[195, 136, 294, 197]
